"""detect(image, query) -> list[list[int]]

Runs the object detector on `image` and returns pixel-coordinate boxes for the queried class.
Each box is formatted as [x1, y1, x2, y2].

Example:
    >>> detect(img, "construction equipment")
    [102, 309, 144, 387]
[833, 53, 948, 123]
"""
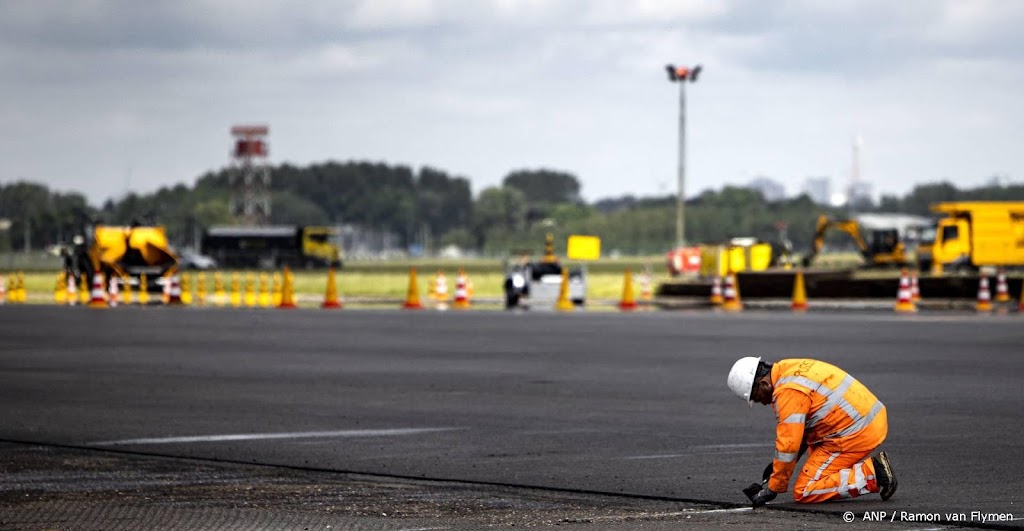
[801, 214, 927, 268]
[55, 224, 179, 295]
[202, 225, 342, 269]
[503, 234, 586, 309]
[916, 202, 1024, 273]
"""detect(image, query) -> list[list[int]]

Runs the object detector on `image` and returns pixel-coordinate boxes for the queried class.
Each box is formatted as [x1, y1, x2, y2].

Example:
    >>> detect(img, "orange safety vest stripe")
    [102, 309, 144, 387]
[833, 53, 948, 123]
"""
[767, 359, 884, 494]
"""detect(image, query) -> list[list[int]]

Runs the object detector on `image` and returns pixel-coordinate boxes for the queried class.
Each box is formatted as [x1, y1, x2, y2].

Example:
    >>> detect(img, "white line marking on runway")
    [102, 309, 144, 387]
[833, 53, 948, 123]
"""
[686, 507, 753, 514]
[625, 443, 766, 459]
[88, 427, 462, 446]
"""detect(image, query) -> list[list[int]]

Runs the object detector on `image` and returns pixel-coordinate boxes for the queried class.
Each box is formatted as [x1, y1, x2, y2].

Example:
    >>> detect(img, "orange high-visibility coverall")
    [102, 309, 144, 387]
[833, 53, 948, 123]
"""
[768, 359, 887, 503]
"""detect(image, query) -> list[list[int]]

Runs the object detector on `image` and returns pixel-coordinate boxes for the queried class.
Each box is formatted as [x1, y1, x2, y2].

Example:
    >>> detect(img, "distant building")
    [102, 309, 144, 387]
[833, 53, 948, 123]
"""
[802, 177, 831, 205]
[748, 176, 786, 202]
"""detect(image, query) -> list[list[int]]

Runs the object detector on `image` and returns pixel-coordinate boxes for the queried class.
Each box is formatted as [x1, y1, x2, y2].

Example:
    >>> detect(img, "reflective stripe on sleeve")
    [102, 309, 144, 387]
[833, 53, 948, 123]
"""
[782, 413, 806, 424]
[775, 450, 799, 463]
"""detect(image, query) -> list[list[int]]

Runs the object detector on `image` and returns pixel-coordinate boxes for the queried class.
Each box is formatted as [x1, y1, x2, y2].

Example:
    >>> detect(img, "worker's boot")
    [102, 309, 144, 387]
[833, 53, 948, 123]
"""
[873, 451, 898, 501]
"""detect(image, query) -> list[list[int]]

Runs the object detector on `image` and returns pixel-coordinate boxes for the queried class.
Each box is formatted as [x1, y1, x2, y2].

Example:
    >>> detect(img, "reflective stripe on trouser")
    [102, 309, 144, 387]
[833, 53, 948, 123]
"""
[793, 407, 887, 503]
[793, 446, 878, 503]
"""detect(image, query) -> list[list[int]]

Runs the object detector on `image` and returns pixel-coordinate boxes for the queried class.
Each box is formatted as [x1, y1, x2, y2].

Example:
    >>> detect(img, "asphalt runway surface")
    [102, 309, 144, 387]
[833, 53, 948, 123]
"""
[2, 305, 1023, 529]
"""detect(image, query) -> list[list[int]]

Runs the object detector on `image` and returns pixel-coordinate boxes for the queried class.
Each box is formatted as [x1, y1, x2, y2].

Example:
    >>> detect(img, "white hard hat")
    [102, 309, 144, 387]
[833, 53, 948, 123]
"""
[727, 356, 761, 406]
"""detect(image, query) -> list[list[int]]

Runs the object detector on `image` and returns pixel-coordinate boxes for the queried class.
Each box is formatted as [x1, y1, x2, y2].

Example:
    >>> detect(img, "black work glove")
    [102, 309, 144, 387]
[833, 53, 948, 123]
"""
[742, 482, 762, 501]
[750, 487, 778, 508]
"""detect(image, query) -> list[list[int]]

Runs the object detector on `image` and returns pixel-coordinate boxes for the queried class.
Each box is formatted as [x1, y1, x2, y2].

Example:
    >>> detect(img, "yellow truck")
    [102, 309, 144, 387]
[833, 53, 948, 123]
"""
[917, 201, 1024, 272]
[202, 225, 342, 269]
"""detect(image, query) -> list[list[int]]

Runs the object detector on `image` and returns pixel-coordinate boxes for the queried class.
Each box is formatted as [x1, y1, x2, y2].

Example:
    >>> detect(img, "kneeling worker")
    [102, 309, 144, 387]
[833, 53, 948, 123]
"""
[726, 357, 897, 506]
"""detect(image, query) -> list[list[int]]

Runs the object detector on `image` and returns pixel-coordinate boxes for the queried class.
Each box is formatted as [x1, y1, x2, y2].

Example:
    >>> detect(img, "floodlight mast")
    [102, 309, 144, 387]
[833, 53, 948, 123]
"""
[665, 64, 702, 248]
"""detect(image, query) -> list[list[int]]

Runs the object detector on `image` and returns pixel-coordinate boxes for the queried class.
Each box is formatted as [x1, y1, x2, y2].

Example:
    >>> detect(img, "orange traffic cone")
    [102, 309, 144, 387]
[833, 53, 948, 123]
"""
[322, 266, 343, 309]
[709, 276, 724, 305]
[403, 267, 423, 309]
[166, 274, 183, 305]
[995, 269, 1010, 303]
[721, 273, 743, 312]
[894, 269, 916, 313]
[791, 270, 808, 312]
[910, 271, 921, 302]
[555, 268, 575, 312]
[453, 268, 471, 310]
[976, 276, 992, 312]
[277, 267, 297, 309]
[89, 272, 107, 308]
[618, 269, 638, 311]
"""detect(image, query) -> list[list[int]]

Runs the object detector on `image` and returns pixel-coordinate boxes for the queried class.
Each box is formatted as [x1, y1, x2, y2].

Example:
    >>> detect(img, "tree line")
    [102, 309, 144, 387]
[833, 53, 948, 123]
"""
[3, 161, 1024, 257]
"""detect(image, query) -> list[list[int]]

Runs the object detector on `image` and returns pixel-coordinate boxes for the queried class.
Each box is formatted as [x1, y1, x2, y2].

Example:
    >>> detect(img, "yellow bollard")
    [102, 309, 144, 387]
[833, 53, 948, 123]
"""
[272, 272, 283, 307]
[245, 272, 257, 307]
[15, 272, 26, 303]
[122, 275, 133, 305]
[258, 272, 271, 307]
[139, 274, 150, 305]
[230, 272, 242, 307]
[213, 272, 226, 306]
[196, 272, 207, 306]
[180, 273, 193, 305]
[54, 271, 68, 305]
[79, 274, 90, 305]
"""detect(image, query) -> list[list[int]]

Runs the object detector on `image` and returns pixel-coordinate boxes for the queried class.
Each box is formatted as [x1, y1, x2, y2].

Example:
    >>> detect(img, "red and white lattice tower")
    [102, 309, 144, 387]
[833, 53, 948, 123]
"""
[230, 125, 271, 226]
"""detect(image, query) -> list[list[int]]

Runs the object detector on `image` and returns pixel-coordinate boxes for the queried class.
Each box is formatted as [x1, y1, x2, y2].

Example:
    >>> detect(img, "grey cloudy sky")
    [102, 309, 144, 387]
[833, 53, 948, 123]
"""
[3, 0, 1023, 207]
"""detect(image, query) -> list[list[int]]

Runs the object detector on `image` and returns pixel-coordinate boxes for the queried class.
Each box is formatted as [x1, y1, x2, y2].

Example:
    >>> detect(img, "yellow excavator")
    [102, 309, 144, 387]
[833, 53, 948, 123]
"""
[801, 214, 911, 268]
[57, 223, 179, 293]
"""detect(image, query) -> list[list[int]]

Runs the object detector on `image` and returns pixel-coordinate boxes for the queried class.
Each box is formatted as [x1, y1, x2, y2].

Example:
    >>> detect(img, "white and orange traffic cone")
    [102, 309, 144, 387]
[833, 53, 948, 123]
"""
[791, 269, 808, 312]
[709, 276, 724, 306]
[721, 273, 743, 312]
[639, 265, 653, 306]
[910, 271, 921, 302]
[107, 276, 120, 307]
[0, 275, 6, 305]
[995, 269, 1011, 303]
[453, 268, 471, 310]
[433, 271, 449, 310]
[66, 274, 77, 306]
[976, 276, 992, 312]
[89, 272, 107, 308]
[894, 269, 916, 313]
[166, 275, 183, 305]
